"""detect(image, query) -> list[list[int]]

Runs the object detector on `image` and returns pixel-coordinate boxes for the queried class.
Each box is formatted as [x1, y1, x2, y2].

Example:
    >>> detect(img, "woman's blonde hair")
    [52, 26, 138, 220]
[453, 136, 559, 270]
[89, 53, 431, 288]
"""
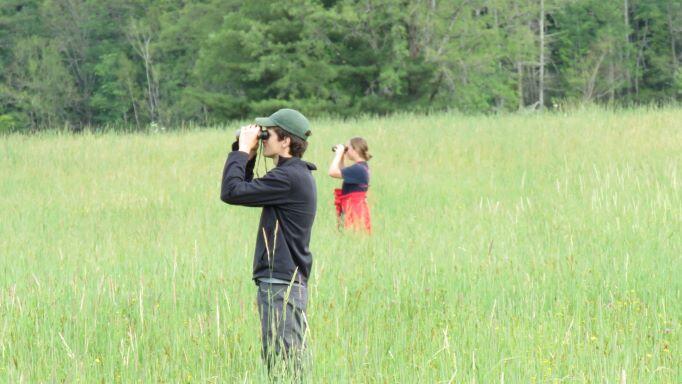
[349, 137, 372, 161]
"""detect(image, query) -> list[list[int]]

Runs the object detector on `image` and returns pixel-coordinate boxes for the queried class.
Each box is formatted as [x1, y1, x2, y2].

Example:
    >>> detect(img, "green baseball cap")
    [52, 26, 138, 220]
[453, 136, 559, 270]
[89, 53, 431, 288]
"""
[254, 109, 311, 141]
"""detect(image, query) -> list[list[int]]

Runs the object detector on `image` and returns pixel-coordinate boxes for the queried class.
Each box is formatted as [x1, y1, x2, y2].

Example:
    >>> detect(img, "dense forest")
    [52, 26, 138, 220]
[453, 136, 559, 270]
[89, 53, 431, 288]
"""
[0, 0, 680, 131]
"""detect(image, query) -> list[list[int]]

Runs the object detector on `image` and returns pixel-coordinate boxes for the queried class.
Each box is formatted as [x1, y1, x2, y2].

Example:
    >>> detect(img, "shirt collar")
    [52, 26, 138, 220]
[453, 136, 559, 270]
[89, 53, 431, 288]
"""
[277, 156, 293, 166]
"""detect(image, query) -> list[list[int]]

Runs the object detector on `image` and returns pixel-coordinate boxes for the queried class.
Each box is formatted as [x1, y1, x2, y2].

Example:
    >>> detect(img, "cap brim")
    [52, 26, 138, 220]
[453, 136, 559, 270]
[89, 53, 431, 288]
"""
[254, 117, 276, 127]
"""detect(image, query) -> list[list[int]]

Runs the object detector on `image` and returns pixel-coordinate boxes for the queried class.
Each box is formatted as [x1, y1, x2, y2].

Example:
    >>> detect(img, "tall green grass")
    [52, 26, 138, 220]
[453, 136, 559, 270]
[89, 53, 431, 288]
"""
[1, 107, 680, 382]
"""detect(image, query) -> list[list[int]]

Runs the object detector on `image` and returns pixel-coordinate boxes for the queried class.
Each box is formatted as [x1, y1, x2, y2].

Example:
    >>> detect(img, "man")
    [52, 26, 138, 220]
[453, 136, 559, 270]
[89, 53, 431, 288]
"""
[220, 108, 316, 377]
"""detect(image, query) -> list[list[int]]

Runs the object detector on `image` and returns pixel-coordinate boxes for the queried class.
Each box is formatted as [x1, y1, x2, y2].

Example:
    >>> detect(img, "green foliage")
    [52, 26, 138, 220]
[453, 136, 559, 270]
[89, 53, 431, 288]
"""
[5, 37, 78, 128]
[0, 0, 679, 130]
[193, 0, 338, 119]
[91, 53, 137, 125]
[0, 114, 16, 134]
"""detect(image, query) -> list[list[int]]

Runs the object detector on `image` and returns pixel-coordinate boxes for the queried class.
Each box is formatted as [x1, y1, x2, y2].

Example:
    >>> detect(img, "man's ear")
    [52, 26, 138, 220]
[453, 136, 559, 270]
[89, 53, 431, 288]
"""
[283, 136, 291, 148]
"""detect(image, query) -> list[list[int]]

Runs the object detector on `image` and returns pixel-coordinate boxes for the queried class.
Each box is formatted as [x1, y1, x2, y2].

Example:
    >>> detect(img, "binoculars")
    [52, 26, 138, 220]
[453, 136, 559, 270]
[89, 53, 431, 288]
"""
[235, 128, 270, 140]
[331, 145, 348, 153]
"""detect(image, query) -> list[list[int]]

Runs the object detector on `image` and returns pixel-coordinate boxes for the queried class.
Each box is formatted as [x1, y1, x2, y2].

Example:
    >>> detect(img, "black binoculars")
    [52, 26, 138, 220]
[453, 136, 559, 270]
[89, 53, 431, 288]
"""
[331, 145, 348, 153]
[235, 128, 270, 140]
[258, 130, 270, 140]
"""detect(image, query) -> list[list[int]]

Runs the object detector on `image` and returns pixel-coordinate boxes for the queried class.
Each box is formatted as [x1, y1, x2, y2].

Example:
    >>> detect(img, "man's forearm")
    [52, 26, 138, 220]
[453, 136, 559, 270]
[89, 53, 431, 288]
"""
[221, 151, 248, 202]
[230, 140, 257, 181]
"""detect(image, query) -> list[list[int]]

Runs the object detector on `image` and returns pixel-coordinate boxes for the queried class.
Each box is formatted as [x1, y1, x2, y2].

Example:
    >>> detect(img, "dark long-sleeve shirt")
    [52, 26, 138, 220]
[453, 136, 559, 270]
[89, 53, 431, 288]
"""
[220, 147, 317, 285]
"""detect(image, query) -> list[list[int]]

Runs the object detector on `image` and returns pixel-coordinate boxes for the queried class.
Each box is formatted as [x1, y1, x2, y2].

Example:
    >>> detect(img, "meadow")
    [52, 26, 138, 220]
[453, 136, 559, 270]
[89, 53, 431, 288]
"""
[0, 107, 680, 383]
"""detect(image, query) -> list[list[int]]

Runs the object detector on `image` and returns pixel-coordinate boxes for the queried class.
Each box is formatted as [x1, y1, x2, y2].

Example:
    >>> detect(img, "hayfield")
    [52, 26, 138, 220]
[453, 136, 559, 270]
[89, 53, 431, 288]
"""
[0, 108, 680, 382]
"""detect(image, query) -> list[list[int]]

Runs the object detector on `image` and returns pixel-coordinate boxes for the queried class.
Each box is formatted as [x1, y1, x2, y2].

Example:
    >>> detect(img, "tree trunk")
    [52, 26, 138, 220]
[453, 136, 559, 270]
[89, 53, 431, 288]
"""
[538, 0, 545, 110]
[634, 20, 650, 97]
[668, 4, 678, 72]
[128, 85, 140, 129]
[609, 46, 615, 103]
[142, 39, 156, 122]
[623, 0, 631, 95]
[517, 61, 524, 110]
[585, 51, 606, 102]
[127, 21, 160, 124]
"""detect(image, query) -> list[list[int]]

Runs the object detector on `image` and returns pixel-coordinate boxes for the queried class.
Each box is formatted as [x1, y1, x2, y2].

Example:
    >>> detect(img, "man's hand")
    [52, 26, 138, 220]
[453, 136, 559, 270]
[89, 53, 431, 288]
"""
[238, 124, 260, 156]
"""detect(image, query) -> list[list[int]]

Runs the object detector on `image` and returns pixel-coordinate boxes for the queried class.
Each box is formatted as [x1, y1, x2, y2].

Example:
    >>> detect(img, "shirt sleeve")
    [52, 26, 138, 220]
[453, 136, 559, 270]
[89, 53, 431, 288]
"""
[220, 151, 291, 207]
[341, 164, 367, 185]
[231, 140, 257, 181]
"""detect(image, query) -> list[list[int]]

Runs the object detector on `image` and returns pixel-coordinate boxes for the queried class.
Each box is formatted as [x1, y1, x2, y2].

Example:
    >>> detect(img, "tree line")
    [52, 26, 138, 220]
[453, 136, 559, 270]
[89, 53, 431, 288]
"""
[0, 0, 680, 131]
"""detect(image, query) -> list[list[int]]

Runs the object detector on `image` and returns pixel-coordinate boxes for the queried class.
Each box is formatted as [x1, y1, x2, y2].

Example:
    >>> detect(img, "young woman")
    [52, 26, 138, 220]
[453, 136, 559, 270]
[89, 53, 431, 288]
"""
[328, 137, 372, 233]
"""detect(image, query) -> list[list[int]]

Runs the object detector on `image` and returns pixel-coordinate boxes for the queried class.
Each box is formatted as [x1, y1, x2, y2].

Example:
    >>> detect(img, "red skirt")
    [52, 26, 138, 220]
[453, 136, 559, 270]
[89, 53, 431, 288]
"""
[334, 189, 371, 233]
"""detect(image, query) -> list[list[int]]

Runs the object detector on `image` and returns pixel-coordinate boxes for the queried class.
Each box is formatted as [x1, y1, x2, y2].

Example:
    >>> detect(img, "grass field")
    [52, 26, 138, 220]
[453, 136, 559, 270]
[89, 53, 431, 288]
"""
[0, 107, 680, 383]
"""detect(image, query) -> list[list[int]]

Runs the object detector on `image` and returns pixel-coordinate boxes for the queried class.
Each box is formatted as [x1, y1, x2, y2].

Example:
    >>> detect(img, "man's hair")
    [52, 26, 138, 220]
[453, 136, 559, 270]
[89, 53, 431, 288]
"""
[272, 126, 309, 158]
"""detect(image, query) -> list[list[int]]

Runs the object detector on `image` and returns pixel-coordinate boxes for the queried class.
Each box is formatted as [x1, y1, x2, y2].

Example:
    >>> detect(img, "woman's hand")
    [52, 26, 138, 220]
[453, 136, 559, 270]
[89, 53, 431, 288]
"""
[328, 144, 345, 178]
[333, 144, 346, 155]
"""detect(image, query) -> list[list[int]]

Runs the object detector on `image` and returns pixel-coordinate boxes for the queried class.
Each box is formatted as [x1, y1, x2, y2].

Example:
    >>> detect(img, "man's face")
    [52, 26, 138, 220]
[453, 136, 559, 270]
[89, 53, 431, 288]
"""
[262, 127, 290, 158]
